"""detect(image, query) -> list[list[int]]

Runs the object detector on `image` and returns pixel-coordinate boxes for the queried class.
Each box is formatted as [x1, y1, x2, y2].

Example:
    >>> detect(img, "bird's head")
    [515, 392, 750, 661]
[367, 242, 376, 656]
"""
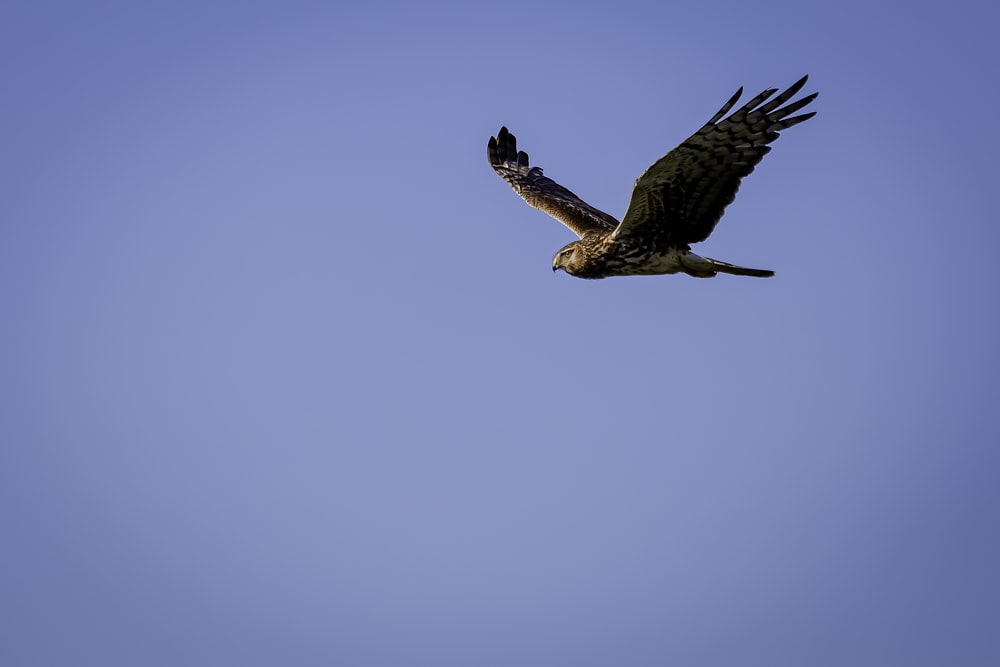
[552, 242, 580, 274]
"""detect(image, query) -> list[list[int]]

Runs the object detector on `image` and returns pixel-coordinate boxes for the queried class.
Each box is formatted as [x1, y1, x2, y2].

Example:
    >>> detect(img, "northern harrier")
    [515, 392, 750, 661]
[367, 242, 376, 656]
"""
[487, 76, 817, 279]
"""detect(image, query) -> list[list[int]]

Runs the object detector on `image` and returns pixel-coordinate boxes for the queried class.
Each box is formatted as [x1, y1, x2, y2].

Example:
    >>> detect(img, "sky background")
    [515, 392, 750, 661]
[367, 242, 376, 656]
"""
[2, 1, 998, 665]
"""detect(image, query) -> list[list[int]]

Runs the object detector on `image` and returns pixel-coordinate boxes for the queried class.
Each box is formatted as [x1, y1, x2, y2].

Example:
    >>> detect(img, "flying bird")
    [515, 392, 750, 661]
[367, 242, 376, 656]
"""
[487, 76, 817, 279]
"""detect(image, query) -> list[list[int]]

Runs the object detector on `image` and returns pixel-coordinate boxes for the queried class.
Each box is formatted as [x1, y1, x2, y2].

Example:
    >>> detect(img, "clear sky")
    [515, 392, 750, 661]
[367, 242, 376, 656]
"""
[2, 1, 998, 665]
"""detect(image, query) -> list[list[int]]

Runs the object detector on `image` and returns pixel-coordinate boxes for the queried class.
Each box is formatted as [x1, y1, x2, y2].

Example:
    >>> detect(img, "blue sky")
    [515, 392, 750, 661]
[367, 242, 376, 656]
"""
[2, 1, 998, 665]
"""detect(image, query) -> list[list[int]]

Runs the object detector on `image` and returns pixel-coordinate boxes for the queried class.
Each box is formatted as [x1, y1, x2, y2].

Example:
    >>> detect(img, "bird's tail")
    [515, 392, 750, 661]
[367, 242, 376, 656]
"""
[705, 257, 774, 278]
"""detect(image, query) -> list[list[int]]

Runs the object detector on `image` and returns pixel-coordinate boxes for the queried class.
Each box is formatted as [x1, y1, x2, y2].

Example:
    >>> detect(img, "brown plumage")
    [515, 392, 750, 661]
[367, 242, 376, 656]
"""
[487, 76, 817, 279]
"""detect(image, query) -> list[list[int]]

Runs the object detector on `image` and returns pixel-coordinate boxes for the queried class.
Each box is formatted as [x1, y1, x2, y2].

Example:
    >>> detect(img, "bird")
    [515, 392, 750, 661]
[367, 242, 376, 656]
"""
[487, 76, 817, 279]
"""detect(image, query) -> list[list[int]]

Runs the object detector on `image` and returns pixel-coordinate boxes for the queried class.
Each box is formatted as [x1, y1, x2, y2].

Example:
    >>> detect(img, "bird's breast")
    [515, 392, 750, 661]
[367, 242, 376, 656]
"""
[606, 244, 687, 276]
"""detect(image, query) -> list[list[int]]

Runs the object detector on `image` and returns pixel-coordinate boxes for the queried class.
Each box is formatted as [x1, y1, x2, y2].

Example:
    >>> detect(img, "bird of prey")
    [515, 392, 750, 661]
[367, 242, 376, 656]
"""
[487, 76, 817, 279]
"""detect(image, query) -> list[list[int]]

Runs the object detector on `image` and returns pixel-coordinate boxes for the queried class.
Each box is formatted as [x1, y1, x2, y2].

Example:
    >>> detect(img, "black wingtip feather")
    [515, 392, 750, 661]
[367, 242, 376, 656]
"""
[708, 87, 745, 125]
[489, 126, 520, 167]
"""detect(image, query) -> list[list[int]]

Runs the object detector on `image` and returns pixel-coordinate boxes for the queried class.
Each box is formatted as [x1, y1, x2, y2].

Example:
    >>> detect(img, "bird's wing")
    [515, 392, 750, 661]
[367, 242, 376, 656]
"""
[488, 126, 619, 238]
[613, 76, 817, 246]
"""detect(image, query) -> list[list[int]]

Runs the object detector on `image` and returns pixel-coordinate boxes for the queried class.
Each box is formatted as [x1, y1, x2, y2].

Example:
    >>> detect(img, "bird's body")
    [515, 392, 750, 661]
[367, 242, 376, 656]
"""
[552, 235, 766, 279]
[487, 76, 818, 279]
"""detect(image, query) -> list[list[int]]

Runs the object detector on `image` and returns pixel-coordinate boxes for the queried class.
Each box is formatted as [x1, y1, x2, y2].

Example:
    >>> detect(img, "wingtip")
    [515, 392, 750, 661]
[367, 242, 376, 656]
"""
[780, 75, 812, 99]
[488, 125, 528, 168]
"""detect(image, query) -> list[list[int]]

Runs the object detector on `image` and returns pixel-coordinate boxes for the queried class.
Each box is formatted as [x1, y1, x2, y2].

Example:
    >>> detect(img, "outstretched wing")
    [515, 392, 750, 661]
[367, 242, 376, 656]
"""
[488, 126, 619, 238]
[614, 76, 817, 246]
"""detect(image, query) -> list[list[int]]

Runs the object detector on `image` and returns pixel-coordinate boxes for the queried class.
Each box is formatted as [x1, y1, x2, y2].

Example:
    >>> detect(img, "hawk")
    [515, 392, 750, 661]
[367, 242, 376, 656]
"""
[487, 76, 817, 279]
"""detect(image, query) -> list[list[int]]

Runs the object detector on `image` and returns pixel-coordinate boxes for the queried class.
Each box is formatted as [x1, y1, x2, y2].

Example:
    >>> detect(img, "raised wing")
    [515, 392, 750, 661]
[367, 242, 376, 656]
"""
[488, 126, 619, 238]
[614, 76, 817, 246]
